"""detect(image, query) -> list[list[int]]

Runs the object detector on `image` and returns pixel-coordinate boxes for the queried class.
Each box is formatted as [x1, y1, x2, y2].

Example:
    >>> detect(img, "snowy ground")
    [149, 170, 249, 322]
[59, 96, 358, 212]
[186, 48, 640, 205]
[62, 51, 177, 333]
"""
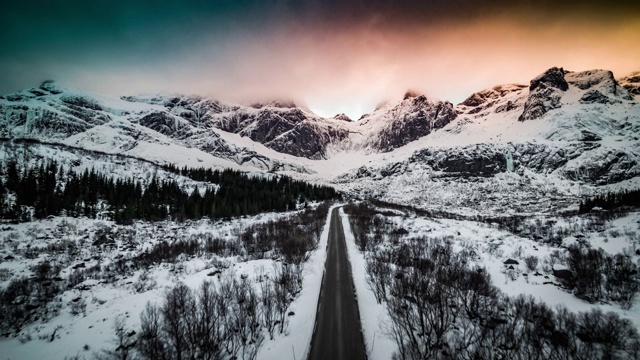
[342, 204, 640, 358]
[0, 205, 337, 360]
[256, 204, 337, 360]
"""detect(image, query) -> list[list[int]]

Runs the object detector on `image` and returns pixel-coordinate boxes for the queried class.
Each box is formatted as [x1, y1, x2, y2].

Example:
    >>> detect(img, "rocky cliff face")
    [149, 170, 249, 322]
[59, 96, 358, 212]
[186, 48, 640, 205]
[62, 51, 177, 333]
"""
[400, 142, 639, 185]
[567, 69, 633, 105]
[212, 106, 349, 160]
[357, 93, 457, 152]
[618, 72, 640, 97]
[123, 95, 350, 160]
[515, 68, 635, 121]
[518, 67, 568, 121]
[0, 82, 112, 139]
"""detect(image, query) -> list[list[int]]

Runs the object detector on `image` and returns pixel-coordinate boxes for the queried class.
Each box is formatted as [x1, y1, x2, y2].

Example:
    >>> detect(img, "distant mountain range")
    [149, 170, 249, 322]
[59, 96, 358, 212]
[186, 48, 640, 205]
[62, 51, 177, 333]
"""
[1, 67, 639, 214]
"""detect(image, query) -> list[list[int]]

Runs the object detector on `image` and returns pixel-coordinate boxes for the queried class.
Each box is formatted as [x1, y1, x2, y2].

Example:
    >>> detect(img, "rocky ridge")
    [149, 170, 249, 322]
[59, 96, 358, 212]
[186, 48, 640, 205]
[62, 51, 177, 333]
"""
[1, 67, 639, 213]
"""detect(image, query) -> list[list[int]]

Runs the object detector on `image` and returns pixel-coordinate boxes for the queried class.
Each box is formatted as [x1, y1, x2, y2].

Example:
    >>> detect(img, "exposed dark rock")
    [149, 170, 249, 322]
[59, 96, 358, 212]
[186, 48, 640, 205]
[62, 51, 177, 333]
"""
[250, 100, 298, 109]
[139, 112, 181, 135]
[266, 120, 348, 159]
[366, 140, 639, 185]
[504, 258, 519, 265]
[403, 90, 422, 100]
[579, 90, 617, 105]
[518, 84, 563, 121]
[364, 96, 457, 152]
[495, 100, 517, 113]
[567, 70, 615, 90]
[28, 89, 47, 97]
[519, 67, 568, 121]
[562, 149, 639, 185]
[580, 130, 602, 142]
[211, 106, 349, 159]
[553, 268, 573, 281]
[40, 80, 64, 94]
[60, 95, 103, 111]
[529, 67, 568, 92]
[617, 71, 640, 97]
[333, 113, 353, 122]
[461, 84, 526, 107]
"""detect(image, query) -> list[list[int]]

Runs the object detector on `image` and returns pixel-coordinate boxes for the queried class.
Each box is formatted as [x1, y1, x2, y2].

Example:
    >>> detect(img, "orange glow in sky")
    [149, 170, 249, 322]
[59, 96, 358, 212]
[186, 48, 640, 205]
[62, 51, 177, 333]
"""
[1, 1, 639, 118]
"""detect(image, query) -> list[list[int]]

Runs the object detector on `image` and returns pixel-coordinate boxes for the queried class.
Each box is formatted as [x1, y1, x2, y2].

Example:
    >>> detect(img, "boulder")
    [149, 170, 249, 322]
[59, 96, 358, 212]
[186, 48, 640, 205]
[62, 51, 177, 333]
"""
[553, 268, 573, 281]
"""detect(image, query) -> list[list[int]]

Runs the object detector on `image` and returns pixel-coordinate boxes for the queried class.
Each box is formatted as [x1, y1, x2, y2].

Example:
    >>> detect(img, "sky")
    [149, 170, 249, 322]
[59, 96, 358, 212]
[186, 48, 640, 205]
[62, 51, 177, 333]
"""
[1, 0, 639, 119]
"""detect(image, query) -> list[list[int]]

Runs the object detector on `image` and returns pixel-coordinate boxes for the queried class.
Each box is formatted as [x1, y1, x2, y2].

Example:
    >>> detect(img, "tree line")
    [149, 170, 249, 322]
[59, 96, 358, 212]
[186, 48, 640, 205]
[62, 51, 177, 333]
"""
[0, 160, 339, 224]
[579, 188, 640, 213]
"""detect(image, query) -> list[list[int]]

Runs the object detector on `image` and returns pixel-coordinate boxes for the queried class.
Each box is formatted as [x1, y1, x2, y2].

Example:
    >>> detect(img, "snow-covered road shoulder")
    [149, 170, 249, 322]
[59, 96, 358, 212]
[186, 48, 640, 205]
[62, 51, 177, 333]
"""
[339, 208, 397, 360]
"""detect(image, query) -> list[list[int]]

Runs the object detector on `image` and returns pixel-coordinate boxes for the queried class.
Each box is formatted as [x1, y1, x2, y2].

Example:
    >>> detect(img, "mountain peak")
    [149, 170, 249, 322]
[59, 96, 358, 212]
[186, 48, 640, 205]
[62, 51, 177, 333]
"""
[39, 80, 65, 94]
[333, 113, 353, 122]
[403, 90, 423, 100]
[529, 67, 568, 92]
[460, 84, 526, 107]
[618, 71, 640, 96]
[250, 99, 299, 109]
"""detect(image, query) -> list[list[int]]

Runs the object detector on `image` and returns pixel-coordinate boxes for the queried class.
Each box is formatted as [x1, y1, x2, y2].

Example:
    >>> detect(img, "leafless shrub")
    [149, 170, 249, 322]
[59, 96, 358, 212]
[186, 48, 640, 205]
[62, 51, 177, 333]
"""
[525, 255, 539, 272]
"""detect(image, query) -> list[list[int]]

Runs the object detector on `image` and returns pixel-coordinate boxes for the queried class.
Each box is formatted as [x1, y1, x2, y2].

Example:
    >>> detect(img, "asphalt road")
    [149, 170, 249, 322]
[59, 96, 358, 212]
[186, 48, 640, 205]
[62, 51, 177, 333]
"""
[308, 207, 367, 360]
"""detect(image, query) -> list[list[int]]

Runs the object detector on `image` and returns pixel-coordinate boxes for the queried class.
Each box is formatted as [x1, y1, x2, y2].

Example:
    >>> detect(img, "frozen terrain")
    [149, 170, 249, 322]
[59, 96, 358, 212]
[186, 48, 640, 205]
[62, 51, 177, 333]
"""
[0, 66, 639, 358]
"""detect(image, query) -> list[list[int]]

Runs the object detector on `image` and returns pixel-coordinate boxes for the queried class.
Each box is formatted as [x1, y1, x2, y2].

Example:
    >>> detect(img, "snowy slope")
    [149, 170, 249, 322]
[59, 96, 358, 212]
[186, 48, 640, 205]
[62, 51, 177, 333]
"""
[0, 83, 311, 173]
[332, 67, 640, 213]
[1, 66, 639, 214]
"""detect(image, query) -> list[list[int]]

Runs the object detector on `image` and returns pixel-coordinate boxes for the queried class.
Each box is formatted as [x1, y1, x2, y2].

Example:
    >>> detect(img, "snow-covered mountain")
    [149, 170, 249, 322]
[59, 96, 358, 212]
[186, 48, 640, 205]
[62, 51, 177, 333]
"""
[353, 91, 457, 152]
[1, 67, 639, 213]
[0, 82, 311, 173]
[334, 67, 639, 213]
[120, 94, 350, 160]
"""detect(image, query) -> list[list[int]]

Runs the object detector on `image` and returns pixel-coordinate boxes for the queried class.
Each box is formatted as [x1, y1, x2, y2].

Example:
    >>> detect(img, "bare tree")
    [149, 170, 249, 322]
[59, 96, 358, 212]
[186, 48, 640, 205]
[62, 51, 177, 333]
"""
[195, 280, 226, 360]
[162, 283, 194, 360]
[97, 315, 136, 360]
[258, 268, 278, 339]
[137, 302, 167, 360]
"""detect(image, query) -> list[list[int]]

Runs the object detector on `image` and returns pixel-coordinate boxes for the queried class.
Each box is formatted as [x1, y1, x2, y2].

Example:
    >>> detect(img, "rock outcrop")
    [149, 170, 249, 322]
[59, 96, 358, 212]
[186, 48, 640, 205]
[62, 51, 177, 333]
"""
[618, 72, 640, 96]
[519, 67, 568, 121]
[359, 93, 457, 152]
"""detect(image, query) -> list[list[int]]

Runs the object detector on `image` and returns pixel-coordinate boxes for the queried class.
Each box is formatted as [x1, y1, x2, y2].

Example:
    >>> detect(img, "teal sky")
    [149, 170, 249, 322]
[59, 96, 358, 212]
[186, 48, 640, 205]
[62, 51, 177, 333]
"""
[2, 1, 639, 118]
